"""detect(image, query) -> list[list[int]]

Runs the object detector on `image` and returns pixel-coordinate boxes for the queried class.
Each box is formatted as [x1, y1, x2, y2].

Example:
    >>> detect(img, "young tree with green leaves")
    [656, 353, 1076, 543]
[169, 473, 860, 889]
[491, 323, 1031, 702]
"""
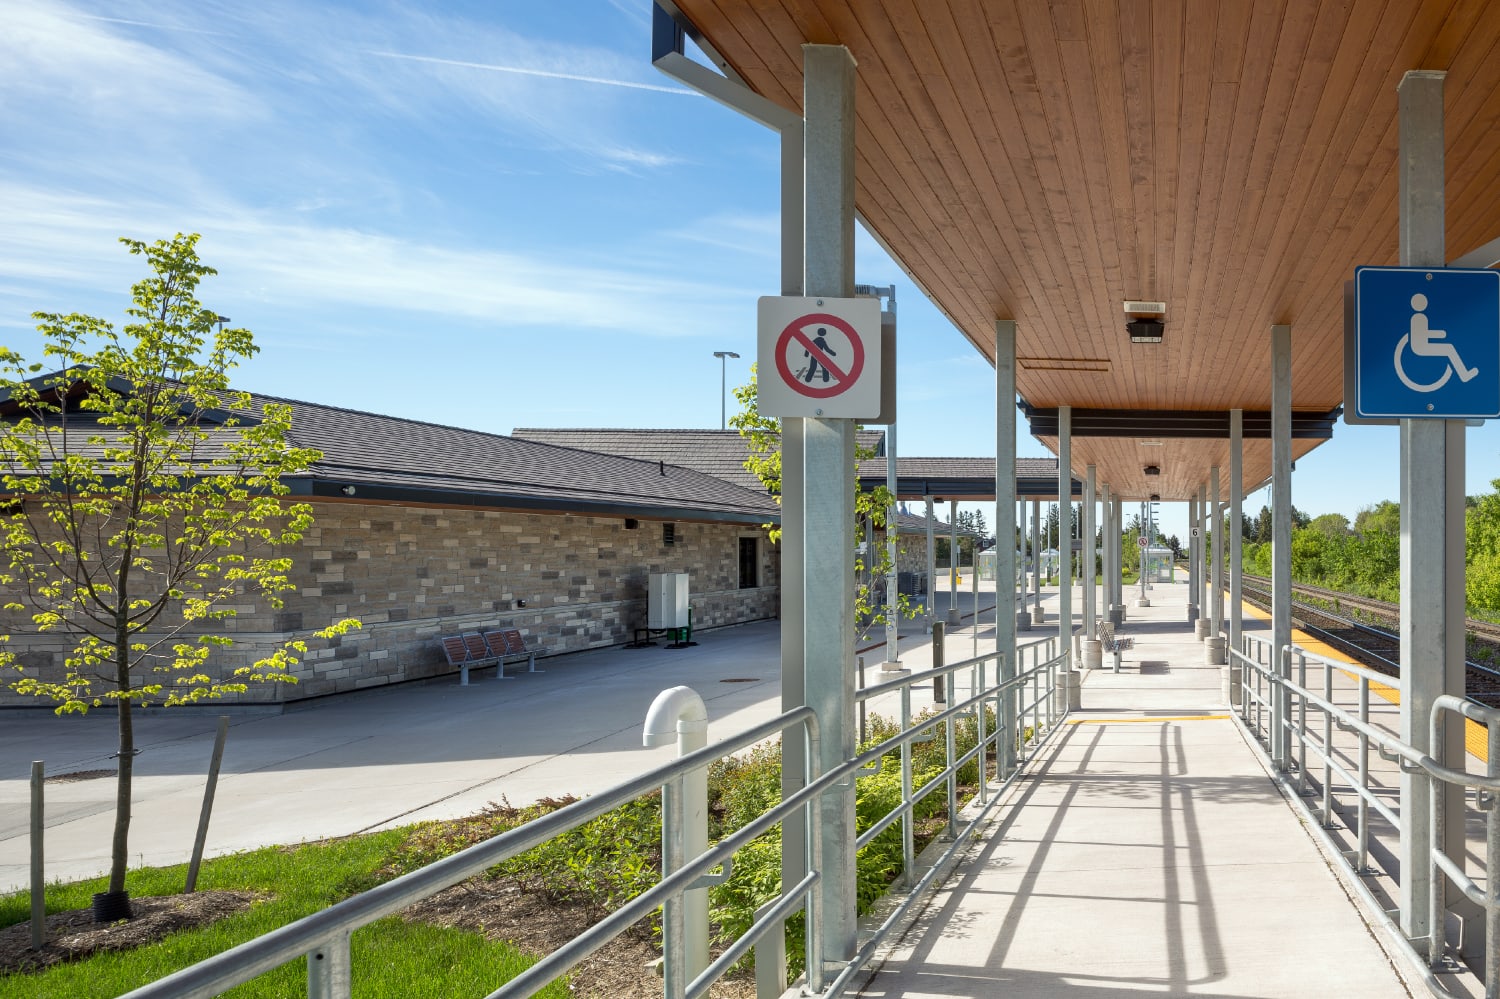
[0, 233, 357, 918]
[728, 364, 918, 631]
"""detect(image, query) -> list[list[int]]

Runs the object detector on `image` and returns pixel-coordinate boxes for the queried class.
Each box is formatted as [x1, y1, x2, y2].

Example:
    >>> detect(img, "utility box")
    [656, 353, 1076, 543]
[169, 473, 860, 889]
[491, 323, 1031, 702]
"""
[648, 572, 690, 629]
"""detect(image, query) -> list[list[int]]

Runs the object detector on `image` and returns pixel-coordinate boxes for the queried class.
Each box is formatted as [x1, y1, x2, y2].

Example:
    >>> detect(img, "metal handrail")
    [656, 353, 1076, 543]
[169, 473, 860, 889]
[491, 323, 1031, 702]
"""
[121, 707, 821, 999]
[121, 644, 1071, 999]
[1231, 636, 1500, 994]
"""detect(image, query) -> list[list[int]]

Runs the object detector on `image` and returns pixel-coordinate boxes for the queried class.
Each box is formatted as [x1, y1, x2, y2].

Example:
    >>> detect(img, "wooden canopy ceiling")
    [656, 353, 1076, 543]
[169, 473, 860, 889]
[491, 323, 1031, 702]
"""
[664, 0, 1500, 501]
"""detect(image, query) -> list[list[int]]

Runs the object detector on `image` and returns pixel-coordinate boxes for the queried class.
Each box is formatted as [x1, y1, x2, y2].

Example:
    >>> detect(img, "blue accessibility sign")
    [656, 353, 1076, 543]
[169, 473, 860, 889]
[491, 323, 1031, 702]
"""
[1354, 266, 1500, 419]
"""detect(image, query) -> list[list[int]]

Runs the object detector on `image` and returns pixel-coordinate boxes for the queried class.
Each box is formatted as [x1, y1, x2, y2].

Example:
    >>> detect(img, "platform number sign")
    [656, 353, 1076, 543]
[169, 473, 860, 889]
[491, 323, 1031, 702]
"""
[1353, 266, 1500, 419]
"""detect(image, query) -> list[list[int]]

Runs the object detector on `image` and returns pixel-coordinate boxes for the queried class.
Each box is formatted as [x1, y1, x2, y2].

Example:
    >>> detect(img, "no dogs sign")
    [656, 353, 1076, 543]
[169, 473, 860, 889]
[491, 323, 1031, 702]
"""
[757, 296, 882, 418]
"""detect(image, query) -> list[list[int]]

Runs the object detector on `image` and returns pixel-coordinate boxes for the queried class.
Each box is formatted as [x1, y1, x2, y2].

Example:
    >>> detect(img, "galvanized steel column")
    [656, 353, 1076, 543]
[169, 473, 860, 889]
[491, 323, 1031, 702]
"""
[995, 320, 1017, 776]
[1017, 497, 1027, 621]
[1057, 406, 1072, 665]
[1396, 68, 1467, 952]
[1271, 323, 1293, 771]
[1084, 465, 1096, 635]
[882, 423, 899, 666]
[1199, 485, 1209, 617]
[1032, 500, 1042, 618]
[1210, 466, 1223, 634]
[947, 499, 961, 626]
[925, 496, 935, 624]
[1230, 410, 1243, 651]
[777, 103, 807, 938]
[1188, 495, 1198, 616]
[1114, 496, 1124, 612]
[801, 42, 858, 967]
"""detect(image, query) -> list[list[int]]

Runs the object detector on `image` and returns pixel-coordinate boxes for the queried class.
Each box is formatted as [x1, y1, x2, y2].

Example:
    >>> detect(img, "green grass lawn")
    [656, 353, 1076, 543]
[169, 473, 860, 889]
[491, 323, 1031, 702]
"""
[0, 832, 568, 999]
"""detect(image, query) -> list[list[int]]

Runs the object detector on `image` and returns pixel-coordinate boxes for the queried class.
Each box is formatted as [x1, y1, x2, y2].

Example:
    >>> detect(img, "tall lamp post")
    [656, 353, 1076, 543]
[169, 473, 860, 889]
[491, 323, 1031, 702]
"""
[713, 350, 740, 429]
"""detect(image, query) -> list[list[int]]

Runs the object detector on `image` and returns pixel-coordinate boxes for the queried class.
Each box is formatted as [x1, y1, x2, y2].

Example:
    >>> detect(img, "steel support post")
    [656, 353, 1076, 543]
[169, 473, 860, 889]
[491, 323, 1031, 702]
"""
[1116, 490, 1124, 604]
[882, 423, 901, 668]
[777, 122, 807, 947]
[1210, 466, 1223, 634]
[1395, 68, 1468, 954]
[1032, 500, 1041, 616]
[1100, 484, 1111, 622]
[995, 320, 1018, 776]
[1188, 496, 1199, 617]
[1084, 465, 1096, 635]
[1230, 410, 1243, 652]
[947, 499, 961, 627]
[925, 496, 936, 623]
[1271, 323, 1293, 771]
[1018, 497, 1027, 618]
[1201, 485, 1210, 610]
[1057, 406, 1073, 666]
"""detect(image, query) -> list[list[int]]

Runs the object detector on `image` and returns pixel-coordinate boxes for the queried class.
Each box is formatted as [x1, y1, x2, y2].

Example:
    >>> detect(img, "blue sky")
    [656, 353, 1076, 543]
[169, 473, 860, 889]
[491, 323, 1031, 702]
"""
[3, 0, 1497, 543]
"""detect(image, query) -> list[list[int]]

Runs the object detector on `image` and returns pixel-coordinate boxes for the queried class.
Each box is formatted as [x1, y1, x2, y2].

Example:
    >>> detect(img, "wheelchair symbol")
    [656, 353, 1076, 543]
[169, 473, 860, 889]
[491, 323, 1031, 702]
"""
[1393, 293, 1479, 394]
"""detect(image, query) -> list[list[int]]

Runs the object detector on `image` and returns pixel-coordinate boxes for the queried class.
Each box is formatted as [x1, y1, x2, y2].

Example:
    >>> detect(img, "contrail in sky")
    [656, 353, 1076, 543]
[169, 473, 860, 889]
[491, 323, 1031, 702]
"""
[367, 51, 700, 96]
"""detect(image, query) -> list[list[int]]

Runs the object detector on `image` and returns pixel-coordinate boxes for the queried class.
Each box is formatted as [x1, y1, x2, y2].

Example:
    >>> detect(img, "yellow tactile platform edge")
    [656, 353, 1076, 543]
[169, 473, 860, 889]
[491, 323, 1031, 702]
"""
[1240, 601, 1487, 762]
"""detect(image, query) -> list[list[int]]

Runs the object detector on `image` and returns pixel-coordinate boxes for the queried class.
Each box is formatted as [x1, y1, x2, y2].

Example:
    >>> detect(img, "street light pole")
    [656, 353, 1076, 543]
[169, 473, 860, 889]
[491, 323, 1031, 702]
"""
[713, 350, 740, 429]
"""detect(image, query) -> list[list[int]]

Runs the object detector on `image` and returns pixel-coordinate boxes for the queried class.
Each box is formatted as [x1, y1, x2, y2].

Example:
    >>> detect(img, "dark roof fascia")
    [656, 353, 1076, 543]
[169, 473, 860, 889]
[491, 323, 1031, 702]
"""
[856, 474, 1083, 500]
[299, 479, 779, 527]
[1, 369, 245, 426]
[1018, 403, 1342, 439]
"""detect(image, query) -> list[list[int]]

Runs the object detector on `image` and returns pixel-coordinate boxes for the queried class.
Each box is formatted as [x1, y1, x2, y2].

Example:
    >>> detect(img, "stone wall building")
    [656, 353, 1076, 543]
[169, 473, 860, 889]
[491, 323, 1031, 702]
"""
[1, 382, 780, 706]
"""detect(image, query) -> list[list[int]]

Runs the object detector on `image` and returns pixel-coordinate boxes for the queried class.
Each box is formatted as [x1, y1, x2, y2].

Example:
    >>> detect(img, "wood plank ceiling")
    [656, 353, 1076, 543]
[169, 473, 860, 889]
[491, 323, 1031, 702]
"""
[665, 0, 1500, 500]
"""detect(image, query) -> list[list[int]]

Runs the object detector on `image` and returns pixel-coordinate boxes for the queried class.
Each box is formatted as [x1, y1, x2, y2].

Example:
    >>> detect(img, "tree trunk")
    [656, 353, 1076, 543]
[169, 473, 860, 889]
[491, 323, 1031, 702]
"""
[109, 643, 134, 898]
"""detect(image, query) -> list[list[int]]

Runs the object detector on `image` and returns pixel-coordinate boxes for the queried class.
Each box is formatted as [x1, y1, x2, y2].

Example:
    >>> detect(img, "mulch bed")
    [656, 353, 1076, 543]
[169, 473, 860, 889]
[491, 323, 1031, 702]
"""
[0, 890, 261, 975]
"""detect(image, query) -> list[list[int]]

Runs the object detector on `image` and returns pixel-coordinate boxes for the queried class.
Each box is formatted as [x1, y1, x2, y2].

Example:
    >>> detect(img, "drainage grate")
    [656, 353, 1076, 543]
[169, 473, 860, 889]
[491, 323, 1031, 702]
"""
[45, 769, 115, 784]
[719, 678, 760, 684]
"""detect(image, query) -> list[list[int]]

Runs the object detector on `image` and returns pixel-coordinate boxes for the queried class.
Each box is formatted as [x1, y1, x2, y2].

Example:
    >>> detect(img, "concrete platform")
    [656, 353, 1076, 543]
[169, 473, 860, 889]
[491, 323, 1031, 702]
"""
[0, 587, 1016, 893]
[859, 579, 1418, 998]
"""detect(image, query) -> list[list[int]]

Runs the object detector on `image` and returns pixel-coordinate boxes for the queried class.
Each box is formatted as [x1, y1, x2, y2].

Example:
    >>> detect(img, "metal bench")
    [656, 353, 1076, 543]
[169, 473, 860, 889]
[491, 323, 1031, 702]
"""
[1097, 621, 1134, 673]
[440, 633, 498, 686]
[483, 628, 546, 678]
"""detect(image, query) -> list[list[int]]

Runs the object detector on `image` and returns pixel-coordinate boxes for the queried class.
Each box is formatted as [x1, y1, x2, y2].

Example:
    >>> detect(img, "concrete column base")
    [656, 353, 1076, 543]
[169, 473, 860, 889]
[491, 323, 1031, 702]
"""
[1082, 638, 1103, 671]
[1108, 605, 1123, 626]
[1222, 662, 1242, 707]
[1054, 670, 1081, 714]
[1016, 610, 1031, 631]
[1032, 606, 1045, 623]
[1205, 636, 1226, 665]
[1135, 598, 1151, 608]
[1194, 619, 1211, 640]
[878, 662, 910, 676]
[946, 608, 962, 627]
[1187, 603, 1198, 624]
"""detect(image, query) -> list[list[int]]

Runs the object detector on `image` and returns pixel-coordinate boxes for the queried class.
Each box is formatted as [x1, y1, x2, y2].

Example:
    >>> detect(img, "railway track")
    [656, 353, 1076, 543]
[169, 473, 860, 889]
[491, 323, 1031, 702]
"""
[1238, 573, 1500, 705]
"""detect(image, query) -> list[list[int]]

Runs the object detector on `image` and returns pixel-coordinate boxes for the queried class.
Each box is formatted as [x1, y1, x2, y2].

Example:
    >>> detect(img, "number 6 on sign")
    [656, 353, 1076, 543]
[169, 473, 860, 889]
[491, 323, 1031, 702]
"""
[757, 296, 882, 419]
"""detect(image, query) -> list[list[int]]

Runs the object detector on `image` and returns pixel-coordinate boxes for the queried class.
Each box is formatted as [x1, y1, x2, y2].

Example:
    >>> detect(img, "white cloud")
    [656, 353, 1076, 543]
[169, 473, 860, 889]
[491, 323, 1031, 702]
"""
[0, 182, 757, 339]
[364, 51, 699, 97]
[0, 1, 261, 124]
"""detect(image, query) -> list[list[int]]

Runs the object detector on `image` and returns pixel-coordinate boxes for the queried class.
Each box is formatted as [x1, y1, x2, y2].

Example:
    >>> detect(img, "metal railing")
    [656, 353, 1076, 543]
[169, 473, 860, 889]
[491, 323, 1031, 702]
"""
[120, 636, 1068, 999]
[1230, 633, 1500, 996]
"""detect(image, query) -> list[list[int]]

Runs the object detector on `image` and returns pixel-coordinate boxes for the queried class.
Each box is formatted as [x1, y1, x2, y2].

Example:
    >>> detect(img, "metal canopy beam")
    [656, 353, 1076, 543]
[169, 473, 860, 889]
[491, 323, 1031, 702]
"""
[1020, 405, 1341, 439]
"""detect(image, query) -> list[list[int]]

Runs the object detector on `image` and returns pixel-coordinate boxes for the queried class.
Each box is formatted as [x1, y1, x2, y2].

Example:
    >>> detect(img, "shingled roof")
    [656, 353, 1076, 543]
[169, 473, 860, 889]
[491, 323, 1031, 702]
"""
[512, 427, 886, 494]
[2, 374, 782, 526]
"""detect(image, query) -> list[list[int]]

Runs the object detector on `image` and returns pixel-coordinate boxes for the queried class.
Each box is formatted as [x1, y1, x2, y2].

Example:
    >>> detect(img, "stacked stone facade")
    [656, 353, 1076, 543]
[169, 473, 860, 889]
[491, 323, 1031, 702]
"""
[1, 500, 778, 706]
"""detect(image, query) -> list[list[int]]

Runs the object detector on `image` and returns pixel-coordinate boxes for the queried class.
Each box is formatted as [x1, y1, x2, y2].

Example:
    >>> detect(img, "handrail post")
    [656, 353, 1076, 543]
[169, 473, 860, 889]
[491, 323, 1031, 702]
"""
[900, 685, 915, 887]
[1486, 719, 1500, 993]
[1428, 705, 1447, 966]
[944, 704, 958, 841]
[1358, 679, 1371, 872]
[1321, 655, 1334, 826]
[1297, 649, 1309, 795]
[975, 657, 989, 805]
[306, 931, 351, 999]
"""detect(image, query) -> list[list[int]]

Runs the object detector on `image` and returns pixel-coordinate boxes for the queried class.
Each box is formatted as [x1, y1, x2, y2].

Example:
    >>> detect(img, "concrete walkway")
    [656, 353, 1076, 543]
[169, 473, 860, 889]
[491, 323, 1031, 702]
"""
[0, 587, 1013, 893]
[859, 580, 1417, 998]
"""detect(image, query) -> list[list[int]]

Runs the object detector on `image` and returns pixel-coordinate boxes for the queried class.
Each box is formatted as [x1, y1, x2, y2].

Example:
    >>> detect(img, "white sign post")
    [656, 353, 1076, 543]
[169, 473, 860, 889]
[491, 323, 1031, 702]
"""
[757, 296, 882, 418]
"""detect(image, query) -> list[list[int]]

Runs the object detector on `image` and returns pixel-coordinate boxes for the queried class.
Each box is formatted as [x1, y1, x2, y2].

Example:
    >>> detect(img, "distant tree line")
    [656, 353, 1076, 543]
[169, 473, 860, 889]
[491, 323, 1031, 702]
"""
[1233, 485, 1500, 613]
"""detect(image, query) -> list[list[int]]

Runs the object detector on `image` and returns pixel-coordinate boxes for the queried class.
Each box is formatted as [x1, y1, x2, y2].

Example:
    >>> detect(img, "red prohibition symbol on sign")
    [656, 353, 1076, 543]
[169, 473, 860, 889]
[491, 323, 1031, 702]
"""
[773, 313, 866, 399]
